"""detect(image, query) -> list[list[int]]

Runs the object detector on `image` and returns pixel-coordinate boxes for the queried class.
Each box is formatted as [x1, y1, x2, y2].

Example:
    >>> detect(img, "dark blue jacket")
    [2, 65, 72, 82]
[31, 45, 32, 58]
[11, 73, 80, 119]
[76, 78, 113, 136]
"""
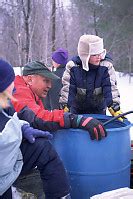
[44, 64, 66, 110]
[60, 55, 120, 114]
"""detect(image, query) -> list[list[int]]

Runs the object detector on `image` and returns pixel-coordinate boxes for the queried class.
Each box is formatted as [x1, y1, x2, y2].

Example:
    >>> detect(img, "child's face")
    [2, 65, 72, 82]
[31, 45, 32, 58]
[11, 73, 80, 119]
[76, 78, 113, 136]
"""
[89, 54, 102, 65]
[52, 60, 60, 69]
[0, 82, 15, 109]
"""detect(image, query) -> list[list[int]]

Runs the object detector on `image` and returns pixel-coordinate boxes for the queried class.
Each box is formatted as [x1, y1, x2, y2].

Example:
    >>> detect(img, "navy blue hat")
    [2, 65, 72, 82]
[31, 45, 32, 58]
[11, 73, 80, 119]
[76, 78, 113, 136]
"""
[52, 48, 68, 65]
[0, 59, 15, 92]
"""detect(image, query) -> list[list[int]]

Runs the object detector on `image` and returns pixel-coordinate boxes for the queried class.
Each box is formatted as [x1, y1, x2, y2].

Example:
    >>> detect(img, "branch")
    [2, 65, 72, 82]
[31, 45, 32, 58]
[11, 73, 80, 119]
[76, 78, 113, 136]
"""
[10, 36, 18, 47]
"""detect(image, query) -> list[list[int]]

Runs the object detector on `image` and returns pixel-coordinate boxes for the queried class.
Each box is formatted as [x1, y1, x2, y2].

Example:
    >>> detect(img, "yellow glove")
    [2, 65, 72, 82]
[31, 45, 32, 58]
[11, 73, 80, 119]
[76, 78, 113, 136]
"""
[59, 103, 69, 112]
[108, 103, 126, 122]
[64, 106, 69, 112]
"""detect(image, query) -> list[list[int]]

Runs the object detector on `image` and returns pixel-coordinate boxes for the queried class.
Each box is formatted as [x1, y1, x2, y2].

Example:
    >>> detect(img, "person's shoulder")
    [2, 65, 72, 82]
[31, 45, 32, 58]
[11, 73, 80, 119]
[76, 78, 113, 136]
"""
[71, 55, 82, 66]
[66, 56, 82, 70]
[65, 60, 75, 70]
[15, 75, 24, 84]
[15, 75, 22, 79]
[100, 53, 113, 68]
[15, 75, 29, 90]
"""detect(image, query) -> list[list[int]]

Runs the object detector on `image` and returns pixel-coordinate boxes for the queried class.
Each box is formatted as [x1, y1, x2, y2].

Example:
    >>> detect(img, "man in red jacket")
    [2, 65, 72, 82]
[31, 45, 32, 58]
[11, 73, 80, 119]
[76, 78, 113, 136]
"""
[12, 61, 107, 141]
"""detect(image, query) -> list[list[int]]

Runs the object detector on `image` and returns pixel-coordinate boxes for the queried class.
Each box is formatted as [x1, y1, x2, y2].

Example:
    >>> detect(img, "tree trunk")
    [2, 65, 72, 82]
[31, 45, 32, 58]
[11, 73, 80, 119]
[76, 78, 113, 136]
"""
[21, 0, 31, 63]
[128, 43, 132, 84]
[51, 0, 56, 52]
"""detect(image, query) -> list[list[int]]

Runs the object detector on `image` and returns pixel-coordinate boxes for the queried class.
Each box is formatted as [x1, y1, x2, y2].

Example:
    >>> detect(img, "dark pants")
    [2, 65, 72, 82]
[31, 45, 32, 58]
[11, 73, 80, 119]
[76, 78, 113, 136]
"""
[0, 187, 12, 199]
[0, 138, 70, 199]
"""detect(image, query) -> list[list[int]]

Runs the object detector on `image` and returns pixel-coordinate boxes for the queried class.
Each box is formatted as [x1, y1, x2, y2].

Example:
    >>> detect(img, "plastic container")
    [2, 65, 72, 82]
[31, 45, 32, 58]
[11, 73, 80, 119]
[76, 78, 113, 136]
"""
[52, 114, 131, 199]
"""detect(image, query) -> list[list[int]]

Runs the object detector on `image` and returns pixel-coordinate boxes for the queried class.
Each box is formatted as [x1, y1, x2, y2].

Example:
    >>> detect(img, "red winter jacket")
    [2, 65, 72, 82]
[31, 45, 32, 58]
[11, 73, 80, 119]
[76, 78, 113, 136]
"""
[12, 75, 65, 127]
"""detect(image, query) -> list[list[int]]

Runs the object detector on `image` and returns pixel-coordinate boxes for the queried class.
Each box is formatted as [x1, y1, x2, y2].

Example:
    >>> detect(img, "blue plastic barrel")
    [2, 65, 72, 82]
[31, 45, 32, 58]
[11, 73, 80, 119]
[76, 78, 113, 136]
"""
[52, 114, 131, 199]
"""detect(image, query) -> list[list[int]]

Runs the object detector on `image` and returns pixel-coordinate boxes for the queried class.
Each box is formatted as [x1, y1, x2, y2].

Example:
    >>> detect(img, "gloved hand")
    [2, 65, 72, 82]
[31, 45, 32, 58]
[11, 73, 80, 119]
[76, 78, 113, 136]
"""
[67, 114, 107, 141]
[59, 103, 69, 112]
[22, 124, 53, 143]
[108, 102, 126, 122]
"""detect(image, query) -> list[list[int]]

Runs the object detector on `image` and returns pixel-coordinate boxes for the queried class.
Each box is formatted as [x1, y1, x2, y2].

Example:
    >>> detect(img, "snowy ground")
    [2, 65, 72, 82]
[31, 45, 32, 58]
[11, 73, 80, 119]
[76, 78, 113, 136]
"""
[114, 72, 133, 140]
[13, 68, 133, 139]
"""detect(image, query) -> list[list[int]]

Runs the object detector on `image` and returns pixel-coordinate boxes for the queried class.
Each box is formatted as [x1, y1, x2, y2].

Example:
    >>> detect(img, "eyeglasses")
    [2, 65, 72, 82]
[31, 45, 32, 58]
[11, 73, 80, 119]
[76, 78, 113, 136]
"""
[91, 53, 103, 58]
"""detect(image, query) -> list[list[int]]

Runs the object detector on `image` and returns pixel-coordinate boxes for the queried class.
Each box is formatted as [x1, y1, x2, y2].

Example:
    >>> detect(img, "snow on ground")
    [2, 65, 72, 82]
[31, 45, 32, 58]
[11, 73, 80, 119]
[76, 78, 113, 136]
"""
[13, 68, 133, 139]
[115, 72, 133, 140]
[14, 67, 22, 75]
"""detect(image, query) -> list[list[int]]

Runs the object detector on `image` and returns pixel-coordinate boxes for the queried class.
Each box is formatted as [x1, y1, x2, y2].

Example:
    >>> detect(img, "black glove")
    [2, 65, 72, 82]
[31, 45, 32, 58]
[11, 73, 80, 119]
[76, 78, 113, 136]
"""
[68, 114, 107, 141]
[22, 124, 53, 143]
[108, 102, 126, 122]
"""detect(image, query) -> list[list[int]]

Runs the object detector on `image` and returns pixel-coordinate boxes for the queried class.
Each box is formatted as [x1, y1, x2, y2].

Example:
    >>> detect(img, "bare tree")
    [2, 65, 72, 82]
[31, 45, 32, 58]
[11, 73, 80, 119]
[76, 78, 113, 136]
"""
[20, 0, 31, 62]
[51, 0, 56, 52]
[1, 0, 133, 73]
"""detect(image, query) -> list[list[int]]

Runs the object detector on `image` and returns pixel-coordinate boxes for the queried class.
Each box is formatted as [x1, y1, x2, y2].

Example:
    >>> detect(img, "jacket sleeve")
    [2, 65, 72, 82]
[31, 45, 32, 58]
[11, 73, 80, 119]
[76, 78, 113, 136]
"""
[17, 106, 63, 132]
[101, 60, 120, 107]
[12, 87, 65, 128]
[59, 60, 75, 105]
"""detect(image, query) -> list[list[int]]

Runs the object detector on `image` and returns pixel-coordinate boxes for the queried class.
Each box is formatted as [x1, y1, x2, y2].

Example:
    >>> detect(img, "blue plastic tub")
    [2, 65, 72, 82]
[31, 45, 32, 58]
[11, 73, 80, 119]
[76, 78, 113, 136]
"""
[52, 114, 131, 199]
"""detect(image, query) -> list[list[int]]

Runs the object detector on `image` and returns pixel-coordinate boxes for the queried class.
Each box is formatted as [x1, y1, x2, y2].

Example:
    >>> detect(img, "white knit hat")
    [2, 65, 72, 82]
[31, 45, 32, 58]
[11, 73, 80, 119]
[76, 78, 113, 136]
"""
[77, 34, 106, 71]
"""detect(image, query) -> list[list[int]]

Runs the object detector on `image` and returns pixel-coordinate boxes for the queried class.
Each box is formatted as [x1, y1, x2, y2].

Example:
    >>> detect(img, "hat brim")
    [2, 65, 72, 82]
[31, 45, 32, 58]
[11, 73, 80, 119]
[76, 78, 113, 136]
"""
[36, 71, 60, 80]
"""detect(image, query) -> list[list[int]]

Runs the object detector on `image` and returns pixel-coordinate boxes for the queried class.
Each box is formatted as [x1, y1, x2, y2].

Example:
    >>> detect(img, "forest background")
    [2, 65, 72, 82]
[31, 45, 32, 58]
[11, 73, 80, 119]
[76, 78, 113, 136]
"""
[0, 0, 133, 77]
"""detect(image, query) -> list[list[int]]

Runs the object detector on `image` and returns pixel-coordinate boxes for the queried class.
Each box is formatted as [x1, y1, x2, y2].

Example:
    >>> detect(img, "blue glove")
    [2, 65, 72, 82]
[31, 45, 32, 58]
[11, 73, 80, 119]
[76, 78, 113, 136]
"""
[22, 124, 53, 143]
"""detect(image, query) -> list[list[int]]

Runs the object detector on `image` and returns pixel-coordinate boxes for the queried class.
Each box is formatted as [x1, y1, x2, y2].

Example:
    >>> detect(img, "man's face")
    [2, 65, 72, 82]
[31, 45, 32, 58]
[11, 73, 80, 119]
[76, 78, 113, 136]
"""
[30, 75, 52, 98]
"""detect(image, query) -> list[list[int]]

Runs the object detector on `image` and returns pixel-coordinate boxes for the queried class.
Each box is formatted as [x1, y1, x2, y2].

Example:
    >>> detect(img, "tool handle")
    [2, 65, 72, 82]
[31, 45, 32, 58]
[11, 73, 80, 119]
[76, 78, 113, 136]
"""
[103, 111, 133, 126]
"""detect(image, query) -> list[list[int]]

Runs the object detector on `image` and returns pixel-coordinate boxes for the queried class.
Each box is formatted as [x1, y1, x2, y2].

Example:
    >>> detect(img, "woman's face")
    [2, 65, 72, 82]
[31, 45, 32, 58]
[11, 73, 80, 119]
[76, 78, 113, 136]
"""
[0, 82, 15, 109]
[89, 54, 102, 65]
[6, 82, 14, 95]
